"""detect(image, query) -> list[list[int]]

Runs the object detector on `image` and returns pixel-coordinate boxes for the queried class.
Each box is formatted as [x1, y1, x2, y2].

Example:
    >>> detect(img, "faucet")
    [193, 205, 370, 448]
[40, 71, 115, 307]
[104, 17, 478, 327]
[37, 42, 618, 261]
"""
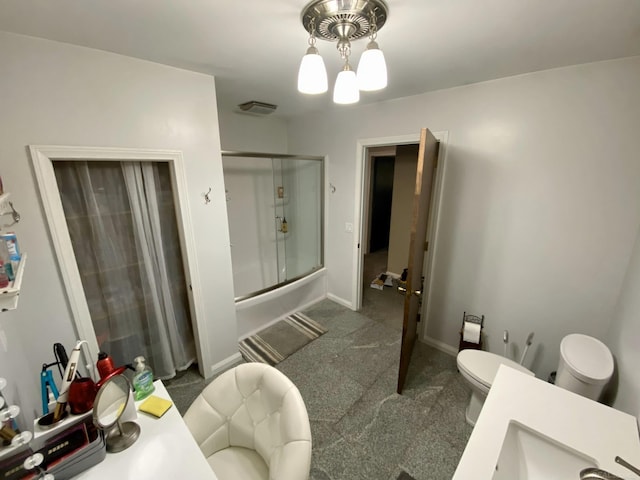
[579, 467, 623, 480]
[615, 455, 640, 476]
[580, 456, 640, 479]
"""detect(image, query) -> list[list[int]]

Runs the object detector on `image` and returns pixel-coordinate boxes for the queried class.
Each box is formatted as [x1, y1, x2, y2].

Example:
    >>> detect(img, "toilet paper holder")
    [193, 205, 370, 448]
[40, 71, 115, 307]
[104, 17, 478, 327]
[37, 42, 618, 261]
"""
[459, 312, 484, 352]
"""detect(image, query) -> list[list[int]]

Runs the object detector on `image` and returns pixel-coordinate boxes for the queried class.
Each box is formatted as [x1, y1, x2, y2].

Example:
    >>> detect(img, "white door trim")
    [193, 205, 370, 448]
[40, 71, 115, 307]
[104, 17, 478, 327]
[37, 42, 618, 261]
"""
[353, 132, 449, 340]
[30, 145, 209, 377]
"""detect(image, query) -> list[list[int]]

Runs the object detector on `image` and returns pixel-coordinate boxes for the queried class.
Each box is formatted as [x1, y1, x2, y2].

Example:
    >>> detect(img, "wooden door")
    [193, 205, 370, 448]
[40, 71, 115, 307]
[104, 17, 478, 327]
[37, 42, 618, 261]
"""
[397, 128, 439, 393]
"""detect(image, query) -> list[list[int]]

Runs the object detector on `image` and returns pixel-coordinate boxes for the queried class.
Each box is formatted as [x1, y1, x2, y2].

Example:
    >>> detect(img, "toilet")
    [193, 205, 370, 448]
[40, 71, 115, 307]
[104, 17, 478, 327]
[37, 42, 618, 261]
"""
[457, 349, 534, 426]
[555, 333, 614, 401]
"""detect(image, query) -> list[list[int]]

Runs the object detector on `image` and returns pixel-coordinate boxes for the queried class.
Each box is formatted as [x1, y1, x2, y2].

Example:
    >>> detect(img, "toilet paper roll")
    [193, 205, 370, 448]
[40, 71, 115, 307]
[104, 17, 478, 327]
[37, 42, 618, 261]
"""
[463, 321, 481, 344]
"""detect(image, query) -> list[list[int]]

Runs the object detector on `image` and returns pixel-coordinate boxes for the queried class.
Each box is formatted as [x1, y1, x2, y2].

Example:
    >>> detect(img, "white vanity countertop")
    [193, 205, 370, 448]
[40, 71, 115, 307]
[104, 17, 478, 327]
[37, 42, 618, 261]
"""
[74, 380, 217, 479]
[453, 365, 640, 479]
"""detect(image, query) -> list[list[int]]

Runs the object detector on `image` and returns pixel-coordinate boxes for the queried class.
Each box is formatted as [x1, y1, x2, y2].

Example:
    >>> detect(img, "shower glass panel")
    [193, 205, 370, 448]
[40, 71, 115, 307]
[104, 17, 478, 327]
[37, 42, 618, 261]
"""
[222, 152, 324, 300]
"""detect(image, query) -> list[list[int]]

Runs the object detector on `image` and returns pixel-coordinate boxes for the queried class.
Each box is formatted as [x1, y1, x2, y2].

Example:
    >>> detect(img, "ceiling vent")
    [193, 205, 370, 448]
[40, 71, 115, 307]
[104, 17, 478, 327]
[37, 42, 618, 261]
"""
[237, 101, 278, 115]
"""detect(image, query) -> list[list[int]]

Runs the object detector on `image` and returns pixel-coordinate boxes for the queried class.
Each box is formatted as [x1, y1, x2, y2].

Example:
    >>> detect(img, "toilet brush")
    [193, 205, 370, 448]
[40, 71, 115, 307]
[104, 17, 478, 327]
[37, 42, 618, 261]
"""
[519, 332, 534, 365]
[503, 330, 509, 358]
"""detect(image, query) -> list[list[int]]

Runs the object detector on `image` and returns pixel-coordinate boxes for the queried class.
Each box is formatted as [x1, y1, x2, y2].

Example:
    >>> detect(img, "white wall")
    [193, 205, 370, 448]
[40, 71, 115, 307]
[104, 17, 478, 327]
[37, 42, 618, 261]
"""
[0, 32, 238, 424]
[0, 318, 36, 431]
[217, 109, 288, 153]
[287, 56, 640, 379]
[607, 224, 640, 420]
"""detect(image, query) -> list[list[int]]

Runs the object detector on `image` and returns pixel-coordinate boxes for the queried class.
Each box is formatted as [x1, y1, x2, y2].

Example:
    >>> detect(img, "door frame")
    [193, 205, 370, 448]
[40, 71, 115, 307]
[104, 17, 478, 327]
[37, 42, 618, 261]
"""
[30, 145, 209, 378]
[353, 131, 449, 340]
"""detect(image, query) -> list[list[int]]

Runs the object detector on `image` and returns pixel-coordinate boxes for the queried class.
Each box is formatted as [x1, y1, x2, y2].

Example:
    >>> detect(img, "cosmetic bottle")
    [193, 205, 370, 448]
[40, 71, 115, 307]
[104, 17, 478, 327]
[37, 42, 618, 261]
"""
[132, 356, 155, 401]
[0, 262, 8, 288]
[96, 352, 116, 380]
[0, 242, 12, 281]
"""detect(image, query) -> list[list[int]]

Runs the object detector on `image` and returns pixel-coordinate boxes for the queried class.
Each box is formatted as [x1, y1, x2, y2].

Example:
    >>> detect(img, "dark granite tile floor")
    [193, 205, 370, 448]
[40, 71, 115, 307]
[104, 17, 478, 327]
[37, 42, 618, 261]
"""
[165, 298, 472, 480]
[361, 250, 406, 331]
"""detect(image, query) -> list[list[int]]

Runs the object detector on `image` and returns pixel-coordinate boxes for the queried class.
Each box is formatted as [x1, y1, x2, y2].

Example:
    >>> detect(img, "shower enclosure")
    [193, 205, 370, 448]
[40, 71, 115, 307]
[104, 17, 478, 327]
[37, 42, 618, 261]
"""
[222, 152, 324, 300]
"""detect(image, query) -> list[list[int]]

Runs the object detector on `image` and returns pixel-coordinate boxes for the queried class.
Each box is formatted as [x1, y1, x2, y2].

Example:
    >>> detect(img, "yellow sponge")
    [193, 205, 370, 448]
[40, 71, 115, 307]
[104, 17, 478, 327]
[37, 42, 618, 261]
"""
[138, 396, 172, 418]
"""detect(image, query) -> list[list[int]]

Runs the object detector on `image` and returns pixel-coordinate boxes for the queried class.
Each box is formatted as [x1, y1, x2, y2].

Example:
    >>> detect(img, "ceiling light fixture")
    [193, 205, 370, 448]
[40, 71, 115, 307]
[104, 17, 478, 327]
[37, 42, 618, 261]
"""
[298, 0, 389, 105]
[297, 18, 328, 94]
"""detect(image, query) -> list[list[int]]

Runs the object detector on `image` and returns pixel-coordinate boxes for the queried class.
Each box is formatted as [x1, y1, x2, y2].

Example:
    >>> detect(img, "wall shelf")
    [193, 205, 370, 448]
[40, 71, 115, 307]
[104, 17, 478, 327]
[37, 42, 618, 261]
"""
[0, 252, 26, 312]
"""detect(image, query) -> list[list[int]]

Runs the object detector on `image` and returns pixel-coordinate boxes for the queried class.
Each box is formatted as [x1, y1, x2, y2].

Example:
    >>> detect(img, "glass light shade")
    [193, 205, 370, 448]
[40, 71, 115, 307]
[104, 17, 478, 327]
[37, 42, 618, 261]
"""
[356, 41, 388, 91]
[297, 46, 328, 94]
[333, 67, 360, 104]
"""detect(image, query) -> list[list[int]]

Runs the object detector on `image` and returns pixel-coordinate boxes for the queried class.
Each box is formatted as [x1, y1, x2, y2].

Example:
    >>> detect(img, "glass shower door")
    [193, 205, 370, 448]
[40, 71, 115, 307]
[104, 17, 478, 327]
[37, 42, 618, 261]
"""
[222, 152, 323, 300]
[277, 157, 323, 281]
[223, 155, 279, 298]
[272, 157, 288, 284]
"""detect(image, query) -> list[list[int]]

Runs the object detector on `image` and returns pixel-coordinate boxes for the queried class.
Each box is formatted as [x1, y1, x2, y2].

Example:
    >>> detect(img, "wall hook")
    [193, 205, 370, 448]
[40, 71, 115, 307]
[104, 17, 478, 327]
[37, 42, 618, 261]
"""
[329, 183, 336, 194]
[0, 201, 21, 229]
[8, 202, 20, 224]
[203, 187, 212, 204]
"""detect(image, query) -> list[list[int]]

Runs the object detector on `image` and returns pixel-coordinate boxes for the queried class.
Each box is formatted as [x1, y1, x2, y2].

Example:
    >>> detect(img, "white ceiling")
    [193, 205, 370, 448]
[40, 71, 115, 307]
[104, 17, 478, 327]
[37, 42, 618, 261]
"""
[1, 0, 639, 118]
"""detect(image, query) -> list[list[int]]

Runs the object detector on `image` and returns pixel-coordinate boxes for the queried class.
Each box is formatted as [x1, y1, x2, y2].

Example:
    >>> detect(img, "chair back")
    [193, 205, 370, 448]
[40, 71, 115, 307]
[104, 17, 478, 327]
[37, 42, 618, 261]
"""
[184, 363, 312, 479]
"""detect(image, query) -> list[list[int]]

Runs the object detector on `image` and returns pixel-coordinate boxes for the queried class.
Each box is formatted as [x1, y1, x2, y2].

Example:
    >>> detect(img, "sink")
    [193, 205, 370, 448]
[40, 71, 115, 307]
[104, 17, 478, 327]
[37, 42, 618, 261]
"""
[492, 420, 598, 480]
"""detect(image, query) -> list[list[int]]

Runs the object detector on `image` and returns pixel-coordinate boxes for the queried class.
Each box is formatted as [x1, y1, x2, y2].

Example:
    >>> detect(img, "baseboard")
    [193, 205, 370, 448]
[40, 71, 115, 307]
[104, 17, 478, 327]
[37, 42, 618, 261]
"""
[327, 293, 353, 310]
[209, 352, 243, 376]
[421, 335, 458, 357]
[291, 294, 329, 321]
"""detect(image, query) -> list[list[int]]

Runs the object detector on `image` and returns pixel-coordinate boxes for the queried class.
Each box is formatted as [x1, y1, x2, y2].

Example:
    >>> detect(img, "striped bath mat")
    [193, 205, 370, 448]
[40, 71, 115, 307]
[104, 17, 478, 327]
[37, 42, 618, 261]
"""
[239, 312, 327, 365]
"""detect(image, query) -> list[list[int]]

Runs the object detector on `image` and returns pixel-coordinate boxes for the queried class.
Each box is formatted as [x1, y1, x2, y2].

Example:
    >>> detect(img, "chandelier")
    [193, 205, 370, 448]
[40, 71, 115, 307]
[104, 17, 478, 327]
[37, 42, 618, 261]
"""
[297, 0, 389, 105]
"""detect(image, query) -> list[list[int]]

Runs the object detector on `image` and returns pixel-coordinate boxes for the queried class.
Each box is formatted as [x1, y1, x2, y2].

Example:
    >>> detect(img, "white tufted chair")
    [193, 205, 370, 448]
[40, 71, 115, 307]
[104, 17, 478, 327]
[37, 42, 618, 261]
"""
[183, 363, 312, 480]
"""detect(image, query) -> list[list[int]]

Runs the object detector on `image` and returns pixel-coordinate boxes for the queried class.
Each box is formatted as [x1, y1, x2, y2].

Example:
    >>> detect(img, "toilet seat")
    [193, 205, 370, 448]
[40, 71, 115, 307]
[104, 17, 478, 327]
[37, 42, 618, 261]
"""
[457, 349, 533, 389]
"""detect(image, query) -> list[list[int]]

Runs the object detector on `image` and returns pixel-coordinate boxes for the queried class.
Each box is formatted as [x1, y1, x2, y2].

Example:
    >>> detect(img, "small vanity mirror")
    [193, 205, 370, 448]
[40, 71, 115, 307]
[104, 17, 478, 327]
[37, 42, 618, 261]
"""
[93, 375, 139, 453]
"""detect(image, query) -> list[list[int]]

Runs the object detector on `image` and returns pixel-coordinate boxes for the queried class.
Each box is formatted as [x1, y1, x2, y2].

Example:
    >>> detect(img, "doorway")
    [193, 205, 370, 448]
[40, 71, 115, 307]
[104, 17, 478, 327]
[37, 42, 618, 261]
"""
[361, 145, 420, 331]
[52, 160, 195, 378]
[354, 132, 448, 340]
[31, 146, 209, 378]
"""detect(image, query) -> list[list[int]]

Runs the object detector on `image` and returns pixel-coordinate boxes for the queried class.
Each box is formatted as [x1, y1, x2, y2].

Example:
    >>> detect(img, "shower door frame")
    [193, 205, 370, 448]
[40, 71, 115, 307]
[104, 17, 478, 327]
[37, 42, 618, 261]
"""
[221, 151, 325, 302]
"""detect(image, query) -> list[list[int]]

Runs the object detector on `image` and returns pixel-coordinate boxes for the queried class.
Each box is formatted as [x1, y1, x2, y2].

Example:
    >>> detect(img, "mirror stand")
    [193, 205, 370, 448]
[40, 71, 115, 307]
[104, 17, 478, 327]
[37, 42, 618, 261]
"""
[106, 419, 140, 453]
[93, 374, 140, 454]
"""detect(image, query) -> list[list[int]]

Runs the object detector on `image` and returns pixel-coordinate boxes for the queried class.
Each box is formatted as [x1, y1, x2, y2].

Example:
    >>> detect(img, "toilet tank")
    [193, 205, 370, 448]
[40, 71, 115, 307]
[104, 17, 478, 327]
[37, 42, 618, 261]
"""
[555, 334, 614, 401]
